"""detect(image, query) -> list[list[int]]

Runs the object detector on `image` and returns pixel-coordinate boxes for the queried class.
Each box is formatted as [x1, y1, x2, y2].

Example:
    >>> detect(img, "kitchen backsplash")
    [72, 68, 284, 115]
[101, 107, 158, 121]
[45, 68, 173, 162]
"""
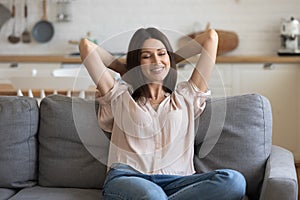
[0, 0, 299, 56]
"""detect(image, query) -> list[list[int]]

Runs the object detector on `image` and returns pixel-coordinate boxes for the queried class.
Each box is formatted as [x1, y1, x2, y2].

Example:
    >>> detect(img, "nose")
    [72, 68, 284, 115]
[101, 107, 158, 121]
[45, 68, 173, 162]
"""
[152, 53, 161, 65]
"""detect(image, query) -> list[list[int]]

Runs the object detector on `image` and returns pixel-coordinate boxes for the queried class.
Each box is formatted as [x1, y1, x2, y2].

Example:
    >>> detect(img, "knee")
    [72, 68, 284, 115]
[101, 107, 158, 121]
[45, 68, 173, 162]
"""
[129, 182, 167, 200]
[216, 169, 246, 199]
[138, 186, 168, 200]
[103, 177, 168, 200]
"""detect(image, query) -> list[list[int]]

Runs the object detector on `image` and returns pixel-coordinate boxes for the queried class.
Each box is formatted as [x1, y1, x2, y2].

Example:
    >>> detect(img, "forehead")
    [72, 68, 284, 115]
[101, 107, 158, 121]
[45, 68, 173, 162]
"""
[141, 38, 166, 50]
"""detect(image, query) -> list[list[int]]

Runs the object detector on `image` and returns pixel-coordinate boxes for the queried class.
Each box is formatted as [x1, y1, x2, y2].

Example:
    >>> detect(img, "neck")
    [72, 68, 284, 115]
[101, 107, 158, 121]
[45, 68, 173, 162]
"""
[148, 83, 164, 100]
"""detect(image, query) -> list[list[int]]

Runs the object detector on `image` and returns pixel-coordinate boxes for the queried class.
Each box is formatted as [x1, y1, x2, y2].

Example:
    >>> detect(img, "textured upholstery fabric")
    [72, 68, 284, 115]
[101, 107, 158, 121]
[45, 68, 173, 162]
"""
[8, 186, 102, 200]
[38, 95, 109, 189]
[259, 145, 298, 200]
[0, 188, 17, 200]
[0, 94, 297, 200]
[0, 96, 38, 188]
[194, 94, 272, 200]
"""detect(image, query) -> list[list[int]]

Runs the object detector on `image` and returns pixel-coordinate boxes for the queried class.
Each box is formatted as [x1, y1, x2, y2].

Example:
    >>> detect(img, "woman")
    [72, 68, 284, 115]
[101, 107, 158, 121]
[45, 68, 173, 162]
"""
[79, 27, 246, 200]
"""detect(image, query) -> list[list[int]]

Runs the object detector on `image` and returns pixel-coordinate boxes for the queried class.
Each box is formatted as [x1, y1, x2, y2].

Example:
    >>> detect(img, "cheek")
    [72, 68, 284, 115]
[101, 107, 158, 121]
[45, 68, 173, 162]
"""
[140, 59, 147, 65]
[140, 65, 150, 77]
[141, 67, 146, 75]
[164, 59, 171, 70]
[163, 56, 171, 65]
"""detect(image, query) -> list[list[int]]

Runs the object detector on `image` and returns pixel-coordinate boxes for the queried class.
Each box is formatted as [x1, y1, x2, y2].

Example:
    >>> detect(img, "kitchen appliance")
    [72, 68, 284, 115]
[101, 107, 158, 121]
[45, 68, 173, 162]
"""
[278, 17, 300, 55]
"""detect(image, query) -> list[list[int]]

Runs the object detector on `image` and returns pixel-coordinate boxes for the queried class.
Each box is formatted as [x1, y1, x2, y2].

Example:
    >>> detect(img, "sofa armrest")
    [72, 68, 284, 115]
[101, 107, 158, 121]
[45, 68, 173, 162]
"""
[259, 145, 298, 200]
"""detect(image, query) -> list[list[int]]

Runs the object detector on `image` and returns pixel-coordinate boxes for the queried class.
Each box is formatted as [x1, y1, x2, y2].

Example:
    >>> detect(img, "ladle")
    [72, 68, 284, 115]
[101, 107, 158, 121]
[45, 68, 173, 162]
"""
[22, 0, 31, 43]
[8, 0, 20, 44]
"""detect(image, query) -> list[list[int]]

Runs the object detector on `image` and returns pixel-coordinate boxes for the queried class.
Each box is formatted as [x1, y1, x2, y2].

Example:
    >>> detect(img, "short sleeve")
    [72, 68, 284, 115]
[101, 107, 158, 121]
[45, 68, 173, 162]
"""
[96, 80, 129, 132]
[176, 81, 211, 118]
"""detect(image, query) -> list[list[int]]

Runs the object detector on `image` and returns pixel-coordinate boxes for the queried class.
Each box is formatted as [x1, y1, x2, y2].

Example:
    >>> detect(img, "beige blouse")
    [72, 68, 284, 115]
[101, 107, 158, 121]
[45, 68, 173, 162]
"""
[97, 80, 210, 175]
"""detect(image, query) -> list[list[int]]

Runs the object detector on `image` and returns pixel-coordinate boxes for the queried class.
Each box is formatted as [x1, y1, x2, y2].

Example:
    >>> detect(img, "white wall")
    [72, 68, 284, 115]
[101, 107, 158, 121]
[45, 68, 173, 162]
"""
[0, 0, 299, 55]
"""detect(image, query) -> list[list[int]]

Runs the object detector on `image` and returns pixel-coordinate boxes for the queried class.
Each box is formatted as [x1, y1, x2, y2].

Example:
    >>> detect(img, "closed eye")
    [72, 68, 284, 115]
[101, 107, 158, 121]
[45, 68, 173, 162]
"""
[141, 53, 151, 59]
[158, 51, 166, 56]
[140, 49, 167, 59]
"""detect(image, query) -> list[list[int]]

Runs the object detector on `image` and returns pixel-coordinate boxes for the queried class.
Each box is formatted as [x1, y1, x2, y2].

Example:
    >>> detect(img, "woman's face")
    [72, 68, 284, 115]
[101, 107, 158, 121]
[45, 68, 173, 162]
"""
[140, 38, 171, 83]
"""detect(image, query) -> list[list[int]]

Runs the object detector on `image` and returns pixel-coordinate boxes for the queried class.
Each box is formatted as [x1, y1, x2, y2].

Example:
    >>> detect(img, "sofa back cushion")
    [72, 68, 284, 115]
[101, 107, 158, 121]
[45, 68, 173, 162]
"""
[38, 95, 109, 189]
[0, 96, 38, 188]
[194, 94, 272, 200]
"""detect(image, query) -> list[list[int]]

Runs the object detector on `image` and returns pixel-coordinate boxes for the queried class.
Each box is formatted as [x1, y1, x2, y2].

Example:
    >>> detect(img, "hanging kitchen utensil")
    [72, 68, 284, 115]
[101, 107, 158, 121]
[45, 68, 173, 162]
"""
[215, 30, 239, 55]
[32, 0, 54, 43]
[22, 0, 31, 43]
[0, 3, 11, 30]
[187, 22, 239, 55]
[8, 0, 20, 44]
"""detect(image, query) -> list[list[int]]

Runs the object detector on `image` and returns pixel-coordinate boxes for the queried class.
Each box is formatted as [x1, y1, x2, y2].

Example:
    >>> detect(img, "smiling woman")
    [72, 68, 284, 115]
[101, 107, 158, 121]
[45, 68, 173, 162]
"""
[79, 27, 246, 200]
[123, 28, 178, 102]
[140, 39, 170, 84]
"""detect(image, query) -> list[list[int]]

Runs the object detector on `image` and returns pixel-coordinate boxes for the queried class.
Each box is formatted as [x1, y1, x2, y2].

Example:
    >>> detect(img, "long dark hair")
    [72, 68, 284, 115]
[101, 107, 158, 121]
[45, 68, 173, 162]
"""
[123, 27, 177, 101]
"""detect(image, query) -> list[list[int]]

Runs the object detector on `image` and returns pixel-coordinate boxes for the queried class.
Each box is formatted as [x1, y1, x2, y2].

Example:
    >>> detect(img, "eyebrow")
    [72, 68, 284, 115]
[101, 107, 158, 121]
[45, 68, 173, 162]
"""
[140, 48, 166, 53]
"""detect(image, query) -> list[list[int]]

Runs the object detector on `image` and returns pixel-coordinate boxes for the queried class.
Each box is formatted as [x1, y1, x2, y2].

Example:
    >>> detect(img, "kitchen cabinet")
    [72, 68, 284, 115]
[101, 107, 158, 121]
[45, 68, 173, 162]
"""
[177, 63, 233, 97]
[209, 64, 233, 97]
[0, 62, 61, 84]
[0, 62, 61, 70]
[231, 63, 300, 161]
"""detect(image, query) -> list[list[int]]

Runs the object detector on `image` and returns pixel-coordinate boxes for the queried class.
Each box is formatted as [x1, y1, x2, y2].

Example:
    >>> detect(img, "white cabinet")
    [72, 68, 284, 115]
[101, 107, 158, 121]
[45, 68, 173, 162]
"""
[231, 63, 300, 160]
[0, 62, 61, 84]
[0, 62, 61, 70]
[209, 64, 233, 97]
[177, 63, 233, 97]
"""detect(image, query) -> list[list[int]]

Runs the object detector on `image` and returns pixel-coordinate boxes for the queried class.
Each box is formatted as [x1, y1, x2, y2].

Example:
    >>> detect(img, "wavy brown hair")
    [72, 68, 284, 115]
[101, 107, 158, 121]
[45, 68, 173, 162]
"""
[123, 27, 177, 101]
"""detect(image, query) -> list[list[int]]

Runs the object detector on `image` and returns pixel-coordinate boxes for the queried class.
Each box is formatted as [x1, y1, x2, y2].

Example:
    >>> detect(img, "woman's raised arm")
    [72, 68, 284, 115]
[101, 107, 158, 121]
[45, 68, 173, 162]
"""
[79, 38, 115, 96]
[176, 29, 218, 92]
[95, 47, 127, 76]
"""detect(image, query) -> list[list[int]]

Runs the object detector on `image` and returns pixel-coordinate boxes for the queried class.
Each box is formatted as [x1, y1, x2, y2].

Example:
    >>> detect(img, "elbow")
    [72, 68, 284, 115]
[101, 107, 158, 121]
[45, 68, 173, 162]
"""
[207, 29, 219, 44]
[79, 39, 88, 60]
[79, 38, 89, 53]
[79, 38, 96, 61]
[194, 29, 219, 47]
[202, 29, 219, 54]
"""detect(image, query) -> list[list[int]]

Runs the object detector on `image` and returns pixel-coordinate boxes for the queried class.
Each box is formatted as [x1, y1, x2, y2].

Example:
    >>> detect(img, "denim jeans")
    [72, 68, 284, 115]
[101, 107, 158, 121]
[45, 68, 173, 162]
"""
[102, 163, 246, 200]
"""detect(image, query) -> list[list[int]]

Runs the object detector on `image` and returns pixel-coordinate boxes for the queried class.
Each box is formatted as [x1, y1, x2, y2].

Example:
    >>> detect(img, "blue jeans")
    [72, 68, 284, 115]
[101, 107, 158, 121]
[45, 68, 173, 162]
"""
[102, 163, 246, 200]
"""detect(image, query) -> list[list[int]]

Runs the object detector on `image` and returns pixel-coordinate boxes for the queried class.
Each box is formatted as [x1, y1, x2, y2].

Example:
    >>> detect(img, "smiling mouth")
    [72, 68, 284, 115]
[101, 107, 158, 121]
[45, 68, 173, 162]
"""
[150, 66, 165, 74]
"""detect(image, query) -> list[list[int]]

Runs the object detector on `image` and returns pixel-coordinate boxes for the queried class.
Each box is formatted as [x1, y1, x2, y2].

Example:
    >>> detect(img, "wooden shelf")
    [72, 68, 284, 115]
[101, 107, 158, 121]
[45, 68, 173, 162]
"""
[0, 55, 82, 64]
[216, 55, 300, 63]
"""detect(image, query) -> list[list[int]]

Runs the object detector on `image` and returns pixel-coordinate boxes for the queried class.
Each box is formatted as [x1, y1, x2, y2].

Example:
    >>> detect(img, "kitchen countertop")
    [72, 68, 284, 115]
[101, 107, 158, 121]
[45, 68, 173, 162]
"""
[0, 55, 82, 64]
[0, 55, 300, 64]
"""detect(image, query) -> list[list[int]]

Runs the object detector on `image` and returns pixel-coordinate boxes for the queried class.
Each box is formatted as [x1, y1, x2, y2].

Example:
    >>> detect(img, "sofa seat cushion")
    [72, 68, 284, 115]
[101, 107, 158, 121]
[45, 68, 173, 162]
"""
[0, 188, 17, 200]
[194, 94, 272, 200]
[0, 96, 38, 188]
[38, 95, 109, 189]
[8, 186, 102, 200]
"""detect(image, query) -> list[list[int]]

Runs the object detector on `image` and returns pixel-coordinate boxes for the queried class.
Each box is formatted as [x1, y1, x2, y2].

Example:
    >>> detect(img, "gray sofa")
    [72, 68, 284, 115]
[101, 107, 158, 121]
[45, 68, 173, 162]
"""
[0, 93, 297, 200]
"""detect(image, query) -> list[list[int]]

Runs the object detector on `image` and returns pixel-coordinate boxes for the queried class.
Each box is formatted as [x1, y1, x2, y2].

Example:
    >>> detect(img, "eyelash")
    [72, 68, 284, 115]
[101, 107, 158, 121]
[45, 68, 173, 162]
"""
[141, 51, 166, 59]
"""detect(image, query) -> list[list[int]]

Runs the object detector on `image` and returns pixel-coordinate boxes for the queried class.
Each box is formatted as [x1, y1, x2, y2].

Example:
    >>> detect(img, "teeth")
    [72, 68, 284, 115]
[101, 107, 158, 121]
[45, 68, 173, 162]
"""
[152, 68, 162, 72]
[151, 66, 164, 72]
